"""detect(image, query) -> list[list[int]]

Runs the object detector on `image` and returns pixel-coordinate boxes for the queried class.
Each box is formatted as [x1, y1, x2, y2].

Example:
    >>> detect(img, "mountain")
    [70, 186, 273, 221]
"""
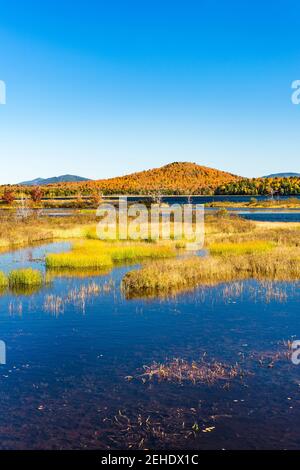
[16, 163, 241, 195]
[88, 162, 241, 194]
[263, 172, 300, 178]
[19, 175, 91, 186]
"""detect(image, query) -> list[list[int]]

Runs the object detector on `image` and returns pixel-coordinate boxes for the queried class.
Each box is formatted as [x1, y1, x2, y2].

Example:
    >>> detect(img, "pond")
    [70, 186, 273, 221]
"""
[0, 244, 299, 449]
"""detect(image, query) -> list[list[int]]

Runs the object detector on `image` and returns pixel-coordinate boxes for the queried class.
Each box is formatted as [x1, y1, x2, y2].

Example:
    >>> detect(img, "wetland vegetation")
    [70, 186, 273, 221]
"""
[0, 207, 299, 450]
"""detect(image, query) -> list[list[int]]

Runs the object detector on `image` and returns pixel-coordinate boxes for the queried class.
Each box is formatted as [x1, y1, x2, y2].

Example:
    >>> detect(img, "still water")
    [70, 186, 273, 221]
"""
[0, 243, 299, 449]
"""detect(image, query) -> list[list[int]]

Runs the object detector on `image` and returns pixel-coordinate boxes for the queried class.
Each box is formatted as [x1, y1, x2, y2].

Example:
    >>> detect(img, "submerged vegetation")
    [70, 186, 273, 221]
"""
[43, 280, 115, 315]
[138, 358, 244, 385]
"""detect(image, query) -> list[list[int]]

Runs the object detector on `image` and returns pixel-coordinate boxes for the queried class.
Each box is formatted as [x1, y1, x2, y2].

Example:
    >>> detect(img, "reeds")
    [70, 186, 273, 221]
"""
[122, 247, 300, 297]
[43, 280, 115, 314]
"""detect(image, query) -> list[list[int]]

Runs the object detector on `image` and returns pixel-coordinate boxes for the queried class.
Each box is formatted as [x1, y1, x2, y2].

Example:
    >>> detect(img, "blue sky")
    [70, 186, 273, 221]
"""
[0, 0, 299, 184]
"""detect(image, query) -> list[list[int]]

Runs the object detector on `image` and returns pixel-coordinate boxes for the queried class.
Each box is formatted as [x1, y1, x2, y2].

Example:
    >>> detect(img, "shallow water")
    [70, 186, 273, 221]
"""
[0, 244, 299, 449]
[204, 207, 300, 222]
[2, 194, 300, 223]
[126, 195, 300, 204]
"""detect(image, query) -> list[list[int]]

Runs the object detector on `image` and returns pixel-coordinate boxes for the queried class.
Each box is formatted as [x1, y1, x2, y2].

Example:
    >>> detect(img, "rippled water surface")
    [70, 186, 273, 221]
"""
[0, 244, 299, 449]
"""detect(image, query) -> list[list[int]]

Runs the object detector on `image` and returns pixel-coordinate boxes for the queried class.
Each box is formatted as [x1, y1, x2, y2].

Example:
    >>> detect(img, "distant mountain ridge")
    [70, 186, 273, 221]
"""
[263, 172, 300, 178]
[19, 175, 90, 186]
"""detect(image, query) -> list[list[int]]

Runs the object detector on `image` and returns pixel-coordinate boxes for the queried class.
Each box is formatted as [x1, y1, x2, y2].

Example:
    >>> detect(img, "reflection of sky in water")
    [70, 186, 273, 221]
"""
[0, 242, 71, 274]
[0, 243, 299, 449]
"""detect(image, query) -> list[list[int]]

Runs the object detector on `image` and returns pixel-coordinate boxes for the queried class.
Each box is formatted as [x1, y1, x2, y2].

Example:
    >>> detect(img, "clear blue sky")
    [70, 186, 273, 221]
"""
[0, 0, 299, 184]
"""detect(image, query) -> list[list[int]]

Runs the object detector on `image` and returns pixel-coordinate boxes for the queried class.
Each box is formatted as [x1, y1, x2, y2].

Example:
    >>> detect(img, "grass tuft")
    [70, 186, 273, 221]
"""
[8, 268, 44, 287]
[0, 271, 8, 288]
[46, 252, 113, 270]
[45, 240, 176, 270]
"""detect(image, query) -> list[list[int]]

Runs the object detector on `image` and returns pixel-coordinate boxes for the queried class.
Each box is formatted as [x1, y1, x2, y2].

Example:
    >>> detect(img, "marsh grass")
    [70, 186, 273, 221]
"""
[46, 251, 113, 270]
[205, 214, 255, 235]
[122, 247, 300, 297]
[0, 271, 8, 288]
[8, 268, 44, 287]
[45, 239, 176, 270]
[209, 240, 275, 255]
[0, 213, 96, 252]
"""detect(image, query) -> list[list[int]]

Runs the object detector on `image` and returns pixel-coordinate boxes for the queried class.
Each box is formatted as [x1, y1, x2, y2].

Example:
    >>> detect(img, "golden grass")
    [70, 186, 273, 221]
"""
[45, 239, 176, 270]
[0, 213, 97, 252]
[46, 252, 113, 269]
[0, 271, 8, 288]
[209, 240, 275, 255]
[8, 268, 44, 287]
[122, 247, 300, 297]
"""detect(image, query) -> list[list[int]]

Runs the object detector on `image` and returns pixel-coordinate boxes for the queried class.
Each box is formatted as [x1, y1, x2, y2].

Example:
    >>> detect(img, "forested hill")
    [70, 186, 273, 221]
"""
[4, 163, 300, 197]
[71, 162, 239, 195]
[10, 162, 239, 196]
[216, 176, 300, 195]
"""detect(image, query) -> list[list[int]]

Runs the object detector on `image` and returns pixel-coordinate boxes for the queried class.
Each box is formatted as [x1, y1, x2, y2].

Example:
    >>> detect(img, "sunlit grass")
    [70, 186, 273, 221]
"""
[0, 271, 8, 288]
[46, 251, 113, 270]
[45, 239, 176, 270]
[109, 244, 176, 262]
[122, 247, 300, 298]
[8, 268, 44, 287]
[209, 241, 275, 255]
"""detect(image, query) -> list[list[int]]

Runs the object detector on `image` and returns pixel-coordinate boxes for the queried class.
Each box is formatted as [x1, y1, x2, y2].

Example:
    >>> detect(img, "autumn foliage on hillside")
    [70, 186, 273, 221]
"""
[1, 163, 299, 198]
[89, 162, 239, 195]
[12, 162, 239, 197]
[216, 177, 300, 196]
